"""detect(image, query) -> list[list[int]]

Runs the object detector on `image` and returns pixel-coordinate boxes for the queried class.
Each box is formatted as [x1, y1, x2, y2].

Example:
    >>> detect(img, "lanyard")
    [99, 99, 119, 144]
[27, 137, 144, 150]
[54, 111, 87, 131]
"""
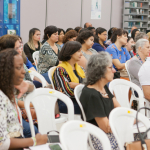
[13, 96, 21, 124]
[136, 53, 146, 64]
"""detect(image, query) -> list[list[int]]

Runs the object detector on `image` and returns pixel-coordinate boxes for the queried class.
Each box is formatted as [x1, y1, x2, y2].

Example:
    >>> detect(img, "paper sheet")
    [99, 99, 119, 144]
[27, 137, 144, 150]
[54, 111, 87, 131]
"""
[91, 0, 101, 19]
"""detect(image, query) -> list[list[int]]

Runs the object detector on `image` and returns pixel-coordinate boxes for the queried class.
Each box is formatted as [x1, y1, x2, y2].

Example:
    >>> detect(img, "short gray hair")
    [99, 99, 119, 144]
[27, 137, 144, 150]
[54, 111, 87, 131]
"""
[135, 39, 149, 53]
[84, 52, 112, 86]
[135, 32, 149, 42]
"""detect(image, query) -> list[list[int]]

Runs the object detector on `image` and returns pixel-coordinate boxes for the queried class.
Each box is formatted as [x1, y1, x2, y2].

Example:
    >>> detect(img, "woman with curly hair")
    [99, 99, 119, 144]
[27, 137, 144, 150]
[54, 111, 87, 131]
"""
[0, 49, 47, 150]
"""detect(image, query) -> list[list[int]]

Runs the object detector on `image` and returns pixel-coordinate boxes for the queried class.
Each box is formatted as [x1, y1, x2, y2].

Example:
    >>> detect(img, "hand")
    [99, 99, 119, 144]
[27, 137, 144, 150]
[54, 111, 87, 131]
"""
[69, 82, 79, 89]
[14, 81, 29, 99]
[35, 133, 48, 145]
[32, 62, 35, 66]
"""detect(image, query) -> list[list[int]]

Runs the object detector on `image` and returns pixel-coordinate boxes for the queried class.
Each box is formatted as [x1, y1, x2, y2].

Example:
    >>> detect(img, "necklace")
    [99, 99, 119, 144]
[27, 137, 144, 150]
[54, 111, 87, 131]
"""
[136, 53, 146, 64]
[100, 92, 108, 97]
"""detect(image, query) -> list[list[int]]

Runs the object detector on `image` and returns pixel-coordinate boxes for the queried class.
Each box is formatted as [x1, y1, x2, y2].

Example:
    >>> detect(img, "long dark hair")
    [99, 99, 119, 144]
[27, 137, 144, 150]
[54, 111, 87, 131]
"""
[0, 49, 19, 101]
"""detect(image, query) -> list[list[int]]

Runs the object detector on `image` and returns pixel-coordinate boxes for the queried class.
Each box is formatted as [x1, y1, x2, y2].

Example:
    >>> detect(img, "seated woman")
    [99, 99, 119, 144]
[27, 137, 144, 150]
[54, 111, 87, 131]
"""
[92, 27, 108, 52]
[76, 30, 97, 69]
[106, 28, 131, 79]
[63, 30, 78, 44]
[52, 41, 85, 114]
[24, 28, 42, 66]
[128, 39, 150, 88]
[131, 29, 140, 42]
[125, 37, 134, 57]
[80, 52, 120, 150]
[74, 26, 82, 34]
[0, 49, 47, 150]
[57, 28, 65, 48]
[38, 25, 61, 83]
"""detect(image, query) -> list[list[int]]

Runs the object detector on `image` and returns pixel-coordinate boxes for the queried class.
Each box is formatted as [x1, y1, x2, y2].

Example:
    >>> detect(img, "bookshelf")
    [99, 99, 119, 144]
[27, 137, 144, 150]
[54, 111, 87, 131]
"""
[123, 0, 150, 33]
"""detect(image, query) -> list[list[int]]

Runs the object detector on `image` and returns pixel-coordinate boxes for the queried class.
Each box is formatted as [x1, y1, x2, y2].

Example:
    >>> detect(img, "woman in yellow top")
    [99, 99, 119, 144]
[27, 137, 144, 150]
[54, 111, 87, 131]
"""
[52, 41, 85, 114]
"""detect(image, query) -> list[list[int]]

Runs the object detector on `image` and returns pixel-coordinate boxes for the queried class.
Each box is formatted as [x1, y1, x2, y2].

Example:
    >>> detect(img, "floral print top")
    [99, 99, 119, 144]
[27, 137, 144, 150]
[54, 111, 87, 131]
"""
[37, 41, 61, 74]
[0, 90, 22, 150]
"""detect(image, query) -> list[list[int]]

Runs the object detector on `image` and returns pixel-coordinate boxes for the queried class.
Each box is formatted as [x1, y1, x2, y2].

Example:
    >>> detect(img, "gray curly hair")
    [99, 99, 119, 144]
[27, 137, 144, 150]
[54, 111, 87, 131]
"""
[84, 52, 112, 86]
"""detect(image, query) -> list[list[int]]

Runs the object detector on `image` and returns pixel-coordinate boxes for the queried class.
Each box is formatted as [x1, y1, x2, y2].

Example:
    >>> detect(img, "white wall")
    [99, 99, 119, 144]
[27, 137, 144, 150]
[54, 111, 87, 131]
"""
[20, 0, 124, 43]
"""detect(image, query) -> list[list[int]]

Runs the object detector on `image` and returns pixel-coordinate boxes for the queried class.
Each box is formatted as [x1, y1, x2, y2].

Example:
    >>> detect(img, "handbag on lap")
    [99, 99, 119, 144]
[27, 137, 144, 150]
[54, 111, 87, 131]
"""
[125, 107, 150, 150]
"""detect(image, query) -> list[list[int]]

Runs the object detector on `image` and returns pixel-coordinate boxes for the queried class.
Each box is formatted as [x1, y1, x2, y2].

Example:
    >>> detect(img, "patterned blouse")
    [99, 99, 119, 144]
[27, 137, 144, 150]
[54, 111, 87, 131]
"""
[38, 42, 61, 74]
[0, 90, 23, 150]
[53, 67, 84, 100]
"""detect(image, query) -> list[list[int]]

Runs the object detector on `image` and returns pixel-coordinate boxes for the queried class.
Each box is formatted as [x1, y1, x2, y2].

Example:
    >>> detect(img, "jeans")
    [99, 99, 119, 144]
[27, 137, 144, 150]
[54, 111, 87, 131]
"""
[22, 119, 38, 138]
[58, 100, 81, 114]
[41, 72, 51, 84]
[33, 81, 42, 88]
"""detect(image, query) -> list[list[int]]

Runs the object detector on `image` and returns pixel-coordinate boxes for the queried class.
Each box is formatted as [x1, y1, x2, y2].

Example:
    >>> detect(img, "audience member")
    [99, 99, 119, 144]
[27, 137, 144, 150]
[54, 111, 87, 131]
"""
[76, 30, 97, 69]
[128, 39, 150, 87]
[138, 57, 150, 102]
[80, 52, 120, 150]
[0, 49, 47, 149]
[53, 41, 85, 114]
[106, 27, 117, 45]
[125, 37, 134, 57]
[131, 29, 139, 41]
[147, 32, 150, 43]
[87, 27, 96, 35]
[74, 26, 82, 33]
[63, 30, 78, 43]
[92, 27, 108, 52]
[57, 28, 65, 48]
[128, 26, 137, 37]
[24, 28, 42, 65]
[106, 28, 130, 78]
[79, 28, 88, 34]
[66, 28, 73, 33]
[84, 22, 92, 28]
[38, 25, 61, 83]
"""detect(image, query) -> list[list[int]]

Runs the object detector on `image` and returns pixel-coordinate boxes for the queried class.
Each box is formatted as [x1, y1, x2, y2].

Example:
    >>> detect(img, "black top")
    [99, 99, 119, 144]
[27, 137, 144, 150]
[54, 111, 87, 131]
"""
[80, 85, 114, 127]
[24, 42, 41, 63]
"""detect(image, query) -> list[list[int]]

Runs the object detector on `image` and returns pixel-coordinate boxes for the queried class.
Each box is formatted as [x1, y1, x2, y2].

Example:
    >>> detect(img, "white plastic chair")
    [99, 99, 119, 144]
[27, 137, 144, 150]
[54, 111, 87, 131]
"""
[32, 51, 39, 70]
[48, 66, 56, 89]
[74, 84, 86, 121]
[109, 79, 145, 115]
[28, 69, 47, 88]
[109, 107, 150, 150]
[60, 120, 111, 150]
[24, 88, 74, 137]
[125, 60, 131, 81]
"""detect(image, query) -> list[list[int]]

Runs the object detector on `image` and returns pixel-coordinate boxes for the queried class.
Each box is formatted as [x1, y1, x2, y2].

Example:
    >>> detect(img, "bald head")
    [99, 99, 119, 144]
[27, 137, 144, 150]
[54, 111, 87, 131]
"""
[84, 22, 92, 28]
[131, 26, 137, 33]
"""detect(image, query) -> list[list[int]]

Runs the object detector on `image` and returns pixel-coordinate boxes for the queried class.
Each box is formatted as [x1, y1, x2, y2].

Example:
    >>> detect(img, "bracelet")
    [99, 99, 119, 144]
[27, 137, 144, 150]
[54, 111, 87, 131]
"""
[31, 137, 37, 146]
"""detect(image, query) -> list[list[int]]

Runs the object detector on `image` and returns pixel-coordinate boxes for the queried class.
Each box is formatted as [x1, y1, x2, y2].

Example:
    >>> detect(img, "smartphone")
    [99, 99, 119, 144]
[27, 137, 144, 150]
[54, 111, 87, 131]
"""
[49, 144, 62, 150]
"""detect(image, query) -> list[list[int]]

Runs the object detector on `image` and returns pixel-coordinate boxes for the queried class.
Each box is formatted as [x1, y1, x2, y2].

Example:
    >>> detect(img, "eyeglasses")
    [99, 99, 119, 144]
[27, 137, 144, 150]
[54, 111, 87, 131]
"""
[108, 65, 113, 70]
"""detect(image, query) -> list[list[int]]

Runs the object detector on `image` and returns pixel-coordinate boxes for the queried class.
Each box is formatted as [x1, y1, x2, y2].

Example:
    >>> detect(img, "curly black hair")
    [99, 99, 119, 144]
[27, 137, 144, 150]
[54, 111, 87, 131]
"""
[0, 49, 19, 101]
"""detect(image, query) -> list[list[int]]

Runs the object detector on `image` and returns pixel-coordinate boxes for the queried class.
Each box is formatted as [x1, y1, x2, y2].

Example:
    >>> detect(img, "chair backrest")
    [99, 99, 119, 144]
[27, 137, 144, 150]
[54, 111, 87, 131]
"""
[125, 60, 132, 81]
[109, 107, 150, 150]
[60, 120, 111, 150]
[48, 66, 56, 89]
[74, 84, 86, 121]
[32, 51, 39, 69]
[109, 79, 145, 111]
[24, 88, 74, 137]
[28, 69, 47, 88]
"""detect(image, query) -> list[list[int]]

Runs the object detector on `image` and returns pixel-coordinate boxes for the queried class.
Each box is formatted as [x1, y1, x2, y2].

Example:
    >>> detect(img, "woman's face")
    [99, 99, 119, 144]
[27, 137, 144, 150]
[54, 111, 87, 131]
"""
[104, 63, 116, 82]
[58, 31, 65, 42]
[71, 48, 83, 62]
[50, 31, 59, 43]
[84, 36, 94, 49]
[118, 34, 128, 45]
[33, 30, 41, 42]
[98, 31, 107, 42]
[15, 40, 23, 56]
[69, 36, 77, 41]
[126, 38, 134, 51]
[13, 54, 25, 85]
[140, 41, 150, 57]
[135, 31, 140, 38]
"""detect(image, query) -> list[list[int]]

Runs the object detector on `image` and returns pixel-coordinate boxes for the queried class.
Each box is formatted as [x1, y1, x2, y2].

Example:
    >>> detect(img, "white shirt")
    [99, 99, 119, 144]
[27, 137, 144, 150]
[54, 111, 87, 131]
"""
[138, 57, 150, 86]
[0, 90, 23, 150]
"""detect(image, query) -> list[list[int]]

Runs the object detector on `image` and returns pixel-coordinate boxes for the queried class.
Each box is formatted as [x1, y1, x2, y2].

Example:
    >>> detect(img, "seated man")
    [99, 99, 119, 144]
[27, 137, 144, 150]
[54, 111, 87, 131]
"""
[138, 57, 150, 101]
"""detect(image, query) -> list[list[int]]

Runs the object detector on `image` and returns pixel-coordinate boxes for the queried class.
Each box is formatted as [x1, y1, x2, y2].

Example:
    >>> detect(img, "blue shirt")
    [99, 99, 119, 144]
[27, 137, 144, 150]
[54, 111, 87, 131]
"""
[26, 57, 34, 69]
[92, 43, 107, 52]
[105, 43, 131, 70]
